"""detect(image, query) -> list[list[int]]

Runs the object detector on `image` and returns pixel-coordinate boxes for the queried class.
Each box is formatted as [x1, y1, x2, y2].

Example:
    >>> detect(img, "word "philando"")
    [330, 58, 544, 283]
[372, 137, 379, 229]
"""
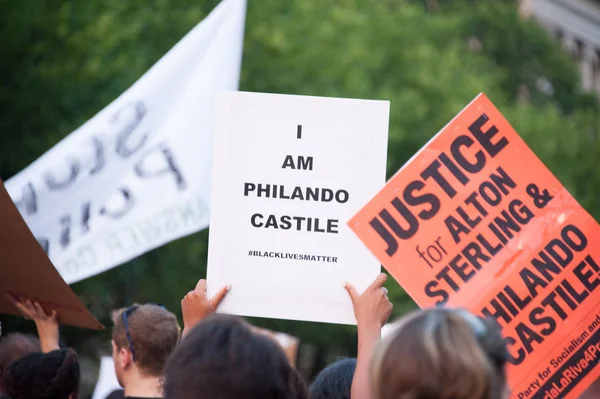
[244, 183, 349, 203]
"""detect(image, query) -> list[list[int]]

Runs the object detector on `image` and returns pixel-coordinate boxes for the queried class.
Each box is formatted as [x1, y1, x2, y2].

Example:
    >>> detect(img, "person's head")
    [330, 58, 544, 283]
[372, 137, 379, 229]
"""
[1, 348, 79, 399]
[111, 303, 180, 386]
[310, 358, 356, 399]
[164, 314, 295, 399]
[0, 333, 41, 394]
[371, 308, 509, 399]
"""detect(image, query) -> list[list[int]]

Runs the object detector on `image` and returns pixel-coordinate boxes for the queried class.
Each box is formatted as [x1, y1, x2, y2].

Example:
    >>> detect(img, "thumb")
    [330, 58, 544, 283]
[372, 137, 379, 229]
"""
[210, 285, 231, 309]
[50, 310, 58, 323]
[195, 279, 207, 294]
[343, 282, 360, 304]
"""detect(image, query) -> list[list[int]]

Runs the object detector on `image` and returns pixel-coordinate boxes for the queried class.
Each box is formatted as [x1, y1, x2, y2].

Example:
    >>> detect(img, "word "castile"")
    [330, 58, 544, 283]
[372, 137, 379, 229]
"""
[251, 213, 339, 233]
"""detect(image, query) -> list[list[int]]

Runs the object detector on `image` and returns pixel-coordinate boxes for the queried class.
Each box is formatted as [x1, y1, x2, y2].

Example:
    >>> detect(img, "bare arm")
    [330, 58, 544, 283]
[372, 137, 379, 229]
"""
[344, 273, 393, 399]
[353, 323, 381, 399]
[8, 295, 60, 352]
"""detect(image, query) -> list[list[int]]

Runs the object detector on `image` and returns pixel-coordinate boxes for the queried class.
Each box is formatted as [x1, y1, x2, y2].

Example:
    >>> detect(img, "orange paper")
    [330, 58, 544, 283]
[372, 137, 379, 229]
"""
[349, 94, 600, 399]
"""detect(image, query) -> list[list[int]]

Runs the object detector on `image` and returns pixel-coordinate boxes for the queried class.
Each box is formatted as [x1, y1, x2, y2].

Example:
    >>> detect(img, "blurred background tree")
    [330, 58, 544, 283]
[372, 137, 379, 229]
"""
[1, 0, 599, 396]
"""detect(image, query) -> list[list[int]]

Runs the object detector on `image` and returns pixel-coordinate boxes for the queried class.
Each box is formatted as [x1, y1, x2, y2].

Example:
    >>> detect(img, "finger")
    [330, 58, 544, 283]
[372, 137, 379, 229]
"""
[33, 302, 47, 318]
[383, 305, 393, 324]
[23, 300, 37, 317]
[368, 273, 388, 290]
[181, 290, 194, 305]
[343, 282, 360, 303]
[195, 279, 207, 294]
[386, 298, 393, 309]
[50, 310, 58, 323]
[381, 287, 389, 296]
[14, 301, 31, 318]
[6, 294, 18, 306]
[210, 285, 231, 309]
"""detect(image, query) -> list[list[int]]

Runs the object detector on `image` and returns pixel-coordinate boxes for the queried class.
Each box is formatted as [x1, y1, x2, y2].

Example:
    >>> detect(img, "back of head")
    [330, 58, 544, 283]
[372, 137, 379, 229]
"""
[2, 348, 80, 399]
[164, 314, 294, 399]
[0, 333, 41, 393]
[310, 358, 356, 399]
[111, 303, 180, 377]
[371, 308, 508, 399]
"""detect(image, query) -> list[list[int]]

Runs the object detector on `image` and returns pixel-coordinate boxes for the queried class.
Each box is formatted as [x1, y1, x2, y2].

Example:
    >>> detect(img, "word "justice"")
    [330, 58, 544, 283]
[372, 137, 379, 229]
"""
[371, 113, 509, 256]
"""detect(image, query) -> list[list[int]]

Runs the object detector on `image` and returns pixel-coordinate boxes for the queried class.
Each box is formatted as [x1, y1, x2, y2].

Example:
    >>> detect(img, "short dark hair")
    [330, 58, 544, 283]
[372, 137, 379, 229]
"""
[0, 333, 41, 393]
[111, 303, 180, 377]
[2, 348, 79, 399]
[164, 314, 293, 399]
[310, 358, 356, 399]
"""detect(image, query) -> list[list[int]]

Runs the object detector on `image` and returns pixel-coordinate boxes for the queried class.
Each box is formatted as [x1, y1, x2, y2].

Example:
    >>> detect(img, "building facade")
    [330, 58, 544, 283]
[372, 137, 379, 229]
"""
[521, 0, 600, 93]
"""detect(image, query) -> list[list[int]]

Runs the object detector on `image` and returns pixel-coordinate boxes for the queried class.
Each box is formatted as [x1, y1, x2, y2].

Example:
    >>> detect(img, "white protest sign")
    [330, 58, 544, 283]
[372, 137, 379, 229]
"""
[91, 357, 122, 399]
[5, 0, 246, 284]
[207, 91, 389, 324]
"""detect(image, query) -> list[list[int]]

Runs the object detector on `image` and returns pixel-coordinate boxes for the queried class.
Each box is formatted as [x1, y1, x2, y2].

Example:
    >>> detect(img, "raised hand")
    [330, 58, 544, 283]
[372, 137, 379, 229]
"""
[344, 273, 393, 399]
[181, 279, 230, 337]
[7, 295, 59, 352]
[344, 273, 393, 331]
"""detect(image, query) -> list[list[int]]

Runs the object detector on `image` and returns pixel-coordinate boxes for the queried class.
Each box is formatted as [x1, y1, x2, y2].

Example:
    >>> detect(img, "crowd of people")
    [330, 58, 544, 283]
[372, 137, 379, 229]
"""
[0, 273, 598, 399]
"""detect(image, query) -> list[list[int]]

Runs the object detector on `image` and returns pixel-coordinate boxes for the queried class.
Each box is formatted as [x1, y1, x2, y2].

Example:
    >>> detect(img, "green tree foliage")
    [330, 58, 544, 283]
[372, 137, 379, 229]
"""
[1, 0, 599, 388]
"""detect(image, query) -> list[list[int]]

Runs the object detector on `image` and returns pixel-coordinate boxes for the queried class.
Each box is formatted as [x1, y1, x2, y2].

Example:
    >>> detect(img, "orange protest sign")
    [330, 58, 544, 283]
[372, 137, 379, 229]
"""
[349, 94, 600, 399]
[0, 181, 103, 330]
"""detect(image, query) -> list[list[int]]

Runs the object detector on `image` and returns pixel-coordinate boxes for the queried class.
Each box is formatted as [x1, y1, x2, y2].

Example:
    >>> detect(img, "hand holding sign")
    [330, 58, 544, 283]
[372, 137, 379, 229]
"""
[344, 273, 393, 332]
[181, 279, 231, 337]
[345, 273, 393, 399]
[7, 294, 60, 353]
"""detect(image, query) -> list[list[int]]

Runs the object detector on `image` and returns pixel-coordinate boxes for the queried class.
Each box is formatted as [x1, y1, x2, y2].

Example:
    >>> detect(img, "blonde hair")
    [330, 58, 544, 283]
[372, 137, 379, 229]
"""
[371, 308, 507, 399]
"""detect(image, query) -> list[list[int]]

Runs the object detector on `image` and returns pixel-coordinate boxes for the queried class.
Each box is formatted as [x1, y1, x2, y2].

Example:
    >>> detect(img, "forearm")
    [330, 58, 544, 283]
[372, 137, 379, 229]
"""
[351, 325, 381, 399]
[36, 323, 60, 353]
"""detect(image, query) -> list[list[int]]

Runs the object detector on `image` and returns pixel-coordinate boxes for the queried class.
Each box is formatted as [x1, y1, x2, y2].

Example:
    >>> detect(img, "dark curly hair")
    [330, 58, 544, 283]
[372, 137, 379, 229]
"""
[2, 348, 80, 399]
[164, 314, 295, 399]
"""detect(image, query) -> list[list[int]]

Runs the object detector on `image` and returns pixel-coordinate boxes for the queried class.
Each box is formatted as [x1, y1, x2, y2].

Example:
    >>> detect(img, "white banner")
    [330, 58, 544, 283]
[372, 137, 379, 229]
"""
[5, 0, 247, 284]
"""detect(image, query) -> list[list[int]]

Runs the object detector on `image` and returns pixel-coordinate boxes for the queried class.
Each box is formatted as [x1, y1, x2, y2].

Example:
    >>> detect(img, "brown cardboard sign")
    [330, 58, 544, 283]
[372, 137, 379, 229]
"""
[0, 181, 104, 330]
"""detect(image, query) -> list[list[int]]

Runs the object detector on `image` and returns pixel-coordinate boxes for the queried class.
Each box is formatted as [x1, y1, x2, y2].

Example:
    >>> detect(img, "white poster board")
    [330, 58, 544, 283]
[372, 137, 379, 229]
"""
[91, 357, 122, 399]
[207, 91, 389, 324]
